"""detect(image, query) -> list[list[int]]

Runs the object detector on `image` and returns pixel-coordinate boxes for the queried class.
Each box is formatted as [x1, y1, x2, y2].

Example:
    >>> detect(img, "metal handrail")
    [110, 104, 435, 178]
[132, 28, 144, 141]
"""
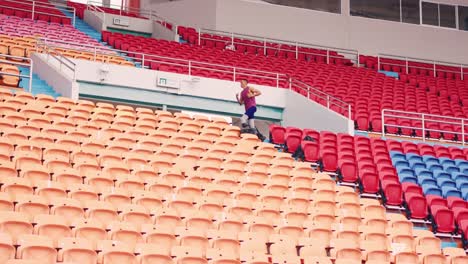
[0, 54, 33, 92]
[35, 37, 351, 118]
[85, 0, 178, 33]
[36, 38, 77, 81]
[377, 53, 468, 80]
[289, 79, 351, 119]
[382, 109, 468, 145]
[198, 28, 359, 65]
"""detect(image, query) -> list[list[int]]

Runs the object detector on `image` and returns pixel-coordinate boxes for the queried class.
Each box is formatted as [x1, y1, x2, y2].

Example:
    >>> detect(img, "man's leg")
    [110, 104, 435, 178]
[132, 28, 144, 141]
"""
[248, 118, 255, 129]
[240, 114, 249, 128]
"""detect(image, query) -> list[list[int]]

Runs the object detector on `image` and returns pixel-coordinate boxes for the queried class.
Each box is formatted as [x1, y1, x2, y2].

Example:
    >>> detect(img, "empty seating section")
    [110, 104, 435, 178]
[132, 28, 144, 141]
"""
[360, 55, 468, 80]
[270, 124, 468, 247]
[0, 15, 97, 45]
[68, 1, 147, 20]
[102, 30, 291, 88]
[0, 0, 71, 24]
[0, 90, 464, 263]
[177, 27, 353, 66]
[102, 31, 468, 133]
[0, 15, 132, 66]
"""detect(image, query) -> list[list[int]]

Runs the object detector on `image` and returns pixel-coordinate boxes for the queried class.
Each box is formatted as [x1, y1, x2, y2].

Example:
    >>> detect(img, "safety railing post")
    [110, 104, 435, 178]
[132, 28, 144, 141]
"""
[32, 1, 35, 20]
[326, 49, 330, 64]
[381, 110, 385, 138]
[356, 51, 360, 67]
[377, 55, 380, 71]
[422, 114, 426, 142]
[327, 95, 330, 109]
[198, 29, 201, 45]
[233, 67, 236, 82]
[405, 59, 409, 74]
[295, 42, 298, 60]
[263, 38, 267, 56]
[462, 119, 465, 146]
[348, 105, 351, 120]
[142, 54, 145, 68]
[93, 46, 97, 61]
[433, 62, 436, 77]
[288, 77, 292, 90]
[461, 65, 464, 81]
[188, 61, 192, 76]
[231, 32, 234, 46]
[72, 8, 76, 27]
[29, 60, 33, 93]
[276, 73, 279, 88]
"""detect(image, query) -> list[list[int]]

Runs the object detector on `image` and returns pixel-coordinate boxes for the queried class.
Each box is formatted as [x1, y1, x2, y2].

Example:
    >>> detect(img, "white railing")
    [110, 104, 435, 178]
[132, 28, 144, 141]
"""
[198, 28, 359, 66]
[382, 109, 468, 145]
[0, 54, 33, 92]
[36, 38, 289, 87]
[86, 2, 106, 25]
[0, 0, 76, 26]
[85, 0, 178, 33]
[377, 54, 468, 80]
[289, 79, 351, 119]
[34, 37, 353, 121]
[36, 38, 77, 81]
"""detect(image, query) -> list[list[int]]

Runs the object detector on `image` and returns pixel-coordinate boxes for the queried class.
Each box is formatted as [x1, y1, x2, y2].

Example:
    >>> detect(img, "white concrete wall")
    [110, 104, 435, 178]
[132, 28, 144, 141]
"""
[282, 90, 353, 134]
[151, 0, 218, 29]
[84, 9, 106, 32]
[214, 0, 468, 64]
[152, 20, 178, 41]
[104, 12, 153, 33]
[31, 53, 79, 99]
[67, 57, 351, 133]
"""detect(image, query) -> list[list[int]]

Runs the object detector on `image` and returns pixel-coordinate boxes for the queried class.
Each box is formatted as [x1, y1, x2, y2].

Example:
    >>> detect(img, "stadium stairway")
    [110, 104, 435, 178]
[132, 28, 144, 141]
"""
[61, 9, 102, 42]
[61, 9, 141, 67]
[18, 67, 61, 97]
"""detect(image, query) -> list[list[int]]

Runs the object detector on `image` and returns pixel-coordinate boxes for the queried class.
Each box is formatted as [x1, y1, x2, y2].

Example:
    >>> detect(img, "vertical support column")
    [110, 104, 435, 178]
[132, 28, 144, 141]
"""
[406, 59, 409, 74]
[381, 110, 386, 138]
[188, 61, 192, 76]
[422, 114, 426, 142]
[462, 119, 465, 146]
[32, 1, 35, 20]
[295, 42, 298, 60]
[29, 61, 33, 93]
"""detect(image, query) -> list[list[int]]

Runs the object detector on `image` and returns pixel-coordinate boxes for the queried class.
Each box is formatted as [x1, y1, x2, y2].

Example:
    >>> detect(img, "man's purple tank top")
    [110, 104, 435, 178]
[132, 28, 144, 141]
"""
[241, 87, 256, 110]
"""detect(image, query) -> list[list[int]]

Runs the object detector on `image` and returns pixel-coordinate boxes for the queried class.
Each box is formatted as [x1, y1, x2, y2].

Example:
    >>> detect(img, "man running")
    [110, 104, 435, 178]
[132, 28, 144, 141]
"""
[236, 79, 262, 129]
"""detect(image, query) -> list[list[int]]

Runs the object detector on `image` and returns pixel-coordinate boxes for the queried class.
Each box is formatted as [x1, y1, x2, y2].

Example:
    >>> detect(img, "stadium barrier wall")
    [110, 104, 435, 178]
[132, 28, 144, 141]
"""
[37, 55, 352, 133]
[31, 53, 79, 99]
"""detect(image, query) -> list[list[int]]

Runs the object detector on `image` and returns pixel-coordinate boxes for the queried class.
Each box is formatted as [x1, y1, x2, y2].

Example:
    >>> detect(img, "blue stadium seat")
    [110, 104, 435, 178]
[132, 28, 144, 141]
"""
[454, 159, 468, 167]
[397, 168, 417, 184]
[432, 171, 451, 180]
[451, 173, 468, 182]
[392, 159, 409, 168]
[427, 163, 444, 172]
[439, 157, 456, 166]
[422, 156, 439, 163]
[441, 186, 462, 199]
[414, 168, 433, 178]
[441, 164, 459, 174]
[418, 176, 437, 186]
[408, 160, 426, 170]
[406, 153, 423, 162]
[462, 187, 468, 200]
[422, 184, 443, 196]
[390, 151, 406, 160]
[455, 178, 468, 190]
[436, 178, 456, 188]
